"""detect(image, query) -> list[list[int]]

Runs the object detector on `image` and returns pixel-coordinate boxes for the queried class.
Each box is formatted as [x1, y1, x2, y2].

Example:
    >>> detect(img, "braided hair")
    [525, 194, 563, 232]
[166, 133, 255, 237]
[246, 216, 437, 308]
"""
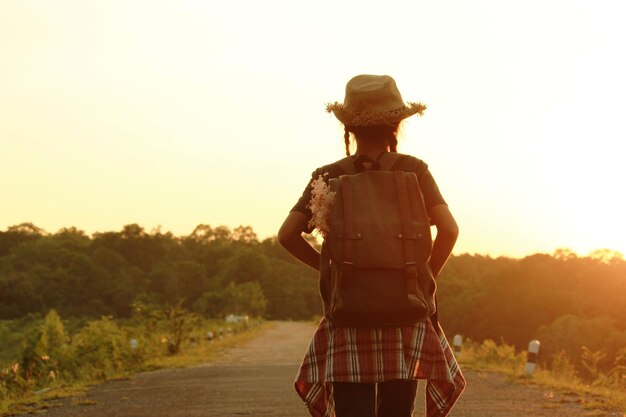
[343, 124, 400, 156]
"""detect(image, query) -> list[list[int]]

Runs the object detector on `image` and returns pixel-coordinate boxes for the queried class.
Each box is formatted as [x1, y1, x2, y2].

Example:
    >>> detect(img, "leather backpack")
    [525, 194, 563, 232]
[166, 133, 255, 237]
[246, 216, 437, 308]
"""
[319, 152, 437, 327]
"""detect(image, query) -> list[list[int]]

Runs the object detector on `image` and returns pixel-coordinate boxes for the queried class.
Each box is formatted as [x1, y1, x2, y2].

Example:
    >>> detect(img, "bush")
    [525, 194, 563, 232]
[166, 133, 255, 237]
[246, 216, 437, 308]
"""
[462, 339, 525, 372]
[0, 363, 30, 401]
[70, 316, 134, 381]
[549, 350, 580, 382]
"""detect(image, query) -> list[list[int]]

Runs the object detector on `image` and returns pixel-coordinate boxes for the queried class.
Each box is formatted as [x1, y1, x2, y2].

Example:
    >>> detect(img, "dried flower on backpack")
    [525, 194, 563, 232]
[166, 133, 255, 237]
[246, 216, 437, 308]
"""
[307, 173, 335, 239]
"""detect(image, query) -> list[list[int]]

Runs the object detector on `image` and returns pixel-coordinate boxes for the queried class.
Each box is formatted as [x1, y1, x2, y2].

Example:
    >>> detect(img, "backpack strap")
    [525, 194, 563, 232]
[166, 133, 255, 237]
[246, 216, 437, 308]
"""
[379, 152, 405, 171]
[394, 171, 419, 297]
[337, 156, 357, 175]
[339, 174, 356, 287]
[336, 152, 406, 174]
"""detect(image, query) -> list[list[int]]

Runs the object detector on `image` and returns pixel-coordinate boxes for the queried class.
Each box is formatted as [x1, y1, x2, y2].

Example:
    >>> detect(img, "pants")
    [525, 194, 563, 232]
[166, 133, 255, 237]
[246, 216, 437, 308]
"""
[333, 379, 418, 417]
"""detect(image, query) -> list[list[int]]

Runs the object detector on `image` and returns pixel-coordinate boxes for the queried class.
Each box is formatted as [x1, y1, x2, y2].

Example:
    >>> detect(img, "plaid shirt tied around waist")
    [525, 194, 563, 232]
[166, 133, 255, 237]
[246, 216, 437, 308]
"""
[294, 317, 465, 417]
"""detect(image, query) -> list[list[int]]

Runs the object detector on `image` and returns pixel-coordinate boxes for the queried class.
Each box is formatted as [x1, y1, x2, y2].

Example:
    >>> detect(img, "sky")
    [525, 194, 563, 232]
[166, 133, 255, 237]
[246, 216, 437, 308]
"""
[1, 0, 624, 258]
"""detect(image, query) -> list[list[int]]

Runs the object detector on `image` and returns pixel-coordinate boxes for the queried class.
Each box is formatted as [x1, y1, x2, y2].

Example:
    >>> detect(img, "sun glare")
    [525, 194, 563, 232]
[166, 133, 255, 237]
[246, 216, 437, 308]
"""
[0, 1, 625, 258]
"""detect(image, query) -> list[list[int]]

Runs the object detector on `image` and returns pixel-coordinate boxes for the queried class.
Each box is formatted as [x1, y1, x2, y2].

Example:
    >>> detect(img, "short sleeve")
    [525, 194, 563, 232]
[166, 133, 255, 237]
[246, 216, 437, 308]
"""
[416, 165, 447, 222]
[290, 168, 322, 233]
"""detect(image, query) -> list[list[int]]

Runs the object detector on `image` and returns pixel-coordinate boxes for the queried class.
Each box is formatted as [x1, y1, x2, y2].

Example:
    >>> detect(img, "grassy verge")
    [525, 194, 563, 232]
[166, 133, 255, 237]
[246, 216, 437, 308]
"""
[457, 339, 625, 413]
[0, 319, 273, 416]
[141, 320, 274, 370]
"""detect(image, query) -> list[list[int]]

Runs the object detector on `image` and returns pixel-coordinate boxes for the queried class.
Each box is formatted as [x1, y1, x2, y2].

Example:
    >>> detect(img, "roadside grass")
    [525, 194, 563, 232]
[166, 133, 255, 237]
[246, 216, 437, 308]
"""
[141, 320, 274, 370]
[522, 369, 625, 414]
[457, 339, 625, 414]
[0, 319, 272, 416]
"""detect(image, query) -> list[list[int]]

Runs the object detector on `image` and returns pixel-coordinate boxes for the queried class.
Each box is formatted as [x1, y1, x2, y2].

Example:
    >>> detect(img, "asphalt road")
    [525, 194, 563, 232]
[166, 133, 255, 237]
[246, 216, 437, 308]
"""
[37, 321, 620, 417]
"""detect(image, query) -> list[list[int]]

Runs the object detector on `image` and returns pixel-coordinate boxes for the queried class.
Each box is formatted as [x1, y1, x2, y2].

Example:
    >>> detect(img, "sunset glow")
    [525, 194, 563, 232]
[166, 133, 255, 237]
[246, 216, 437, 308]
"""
[1, 0, 624, 258]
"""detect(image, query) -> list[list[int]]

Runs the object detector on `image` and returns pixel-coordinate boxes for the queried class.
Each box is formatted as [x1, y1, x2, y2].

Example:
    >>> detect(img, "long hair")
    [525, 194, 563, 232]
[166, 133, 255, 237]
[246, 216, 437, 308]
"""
[343, 124, 400, 156]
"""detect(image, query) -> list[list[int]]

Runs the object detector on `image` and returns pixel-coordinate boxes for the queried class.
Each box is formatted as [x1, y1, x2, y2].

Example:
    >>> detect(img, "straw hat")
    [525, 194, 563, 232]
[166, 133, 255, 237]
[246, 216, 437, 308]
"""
[326, 74, 427, 127]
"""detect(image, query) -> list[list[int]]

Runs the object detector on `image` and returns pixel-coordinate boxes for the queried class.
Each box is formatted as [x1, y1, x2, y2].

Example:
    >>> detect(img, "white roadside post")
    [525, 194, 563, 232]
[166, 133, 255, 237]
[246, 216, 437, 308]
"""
[525, 339, 540, 376]
[453, 335, 463, 357]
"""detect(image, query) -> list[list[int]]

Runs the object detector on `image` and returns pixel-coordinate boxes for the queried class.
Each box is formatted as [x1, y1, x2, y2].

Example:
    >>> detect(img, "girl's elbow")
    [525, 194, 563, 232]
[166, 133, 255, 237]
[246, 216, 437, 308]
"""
[277, 225, 298, 248]
[278, 211, 308, 248]
[277, 228, 290, 248]
[439, 223, 459, 239]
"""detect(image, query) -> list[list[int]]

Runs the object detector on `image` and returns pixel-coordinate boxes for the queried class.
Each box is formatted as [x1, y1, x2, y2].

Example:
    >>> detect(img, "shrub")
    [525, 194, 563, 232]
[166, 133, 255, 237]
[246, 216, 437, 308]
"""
[468, 339, 525, 372]
[70, 316, 133, 381]
[550, 350, 580, 382]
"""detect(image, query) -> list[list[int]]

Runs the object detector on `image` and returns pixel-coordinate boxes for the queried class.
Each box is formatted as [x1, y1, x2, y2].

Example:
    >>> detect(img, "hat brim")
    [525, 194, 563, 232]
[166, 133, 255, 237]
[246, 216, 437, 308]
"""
[326, 102, 427, 127]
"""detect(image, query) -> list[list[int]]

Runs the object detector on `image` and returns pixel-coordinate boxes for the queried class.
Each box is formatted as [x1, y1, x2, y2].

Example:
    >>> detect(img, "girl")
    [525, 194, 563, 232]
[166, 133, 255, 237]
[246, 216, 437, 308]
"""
[278, 74, 465, 417]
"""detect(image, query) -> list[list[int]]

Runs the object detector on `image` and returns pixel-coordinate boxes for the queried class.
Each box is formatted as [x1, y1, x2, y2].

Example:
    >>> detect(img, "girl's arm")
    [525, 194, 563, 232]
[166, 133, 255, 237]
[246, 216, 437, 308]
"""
[278, 211, 321, 271]
[428, 204, 459, 278]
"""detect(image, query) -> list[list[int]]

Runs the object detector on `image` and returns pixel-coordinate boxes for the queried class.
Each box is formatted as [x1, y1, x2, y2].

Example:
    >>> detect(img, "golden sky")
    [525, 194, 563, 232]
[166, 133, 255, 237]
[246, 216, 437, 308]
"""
[1, 0, 624, 257]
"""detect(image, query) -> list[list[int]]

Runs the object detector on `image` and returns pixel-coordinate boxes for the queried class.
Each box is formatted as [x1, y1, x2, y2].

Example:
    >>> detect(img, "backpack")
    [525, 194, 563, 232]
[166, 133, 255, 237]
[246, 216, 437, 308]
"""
[319, 152, 437, 327]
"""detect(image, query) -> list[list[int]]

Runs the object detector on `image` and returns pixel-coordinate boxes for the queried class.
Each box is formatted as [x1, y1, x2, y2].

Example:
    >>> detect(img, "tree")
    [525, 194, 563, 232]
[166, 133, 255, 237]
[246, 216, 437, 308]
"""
[0, 223, 46, 257]
[232, 225, 259, 244]
[217, 248, 270, 285]
[222, 281, 266, 316]
[194, 281, 267, 318]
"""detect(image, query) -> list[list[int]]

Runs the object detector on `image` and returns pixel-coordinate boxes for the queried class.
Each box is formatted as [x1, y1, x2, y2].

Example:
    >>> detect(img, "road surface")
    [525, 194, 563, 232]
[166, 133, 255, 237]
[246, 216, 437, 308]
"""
[35, 321, 619, 417]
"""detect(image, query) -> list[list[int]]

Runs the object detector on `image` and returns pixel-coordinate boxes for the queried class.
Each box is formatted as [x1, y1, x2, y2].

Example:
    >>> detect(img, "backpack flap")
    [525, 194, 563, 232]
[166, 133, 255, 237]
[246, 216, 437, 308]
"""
[326, 170, 432, 267]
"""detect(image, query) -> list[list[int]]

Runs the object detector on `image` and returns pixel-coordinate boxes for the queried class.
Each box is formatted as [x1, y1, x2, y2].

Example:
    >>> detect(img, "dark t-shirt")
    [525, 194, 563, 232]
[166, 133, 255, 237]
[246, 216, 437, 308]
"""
[290, 152, 447, 233]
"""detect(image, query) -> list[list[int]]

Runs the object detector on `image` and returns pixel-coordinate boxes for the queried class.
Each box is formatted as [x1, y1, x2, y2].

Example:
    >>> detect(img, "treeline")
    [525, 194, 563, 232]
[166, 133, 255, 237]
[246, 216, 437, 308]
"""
[437, 249, 626, 377]
[0, 223, 319, 321]
[1, 222, 624, 374]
